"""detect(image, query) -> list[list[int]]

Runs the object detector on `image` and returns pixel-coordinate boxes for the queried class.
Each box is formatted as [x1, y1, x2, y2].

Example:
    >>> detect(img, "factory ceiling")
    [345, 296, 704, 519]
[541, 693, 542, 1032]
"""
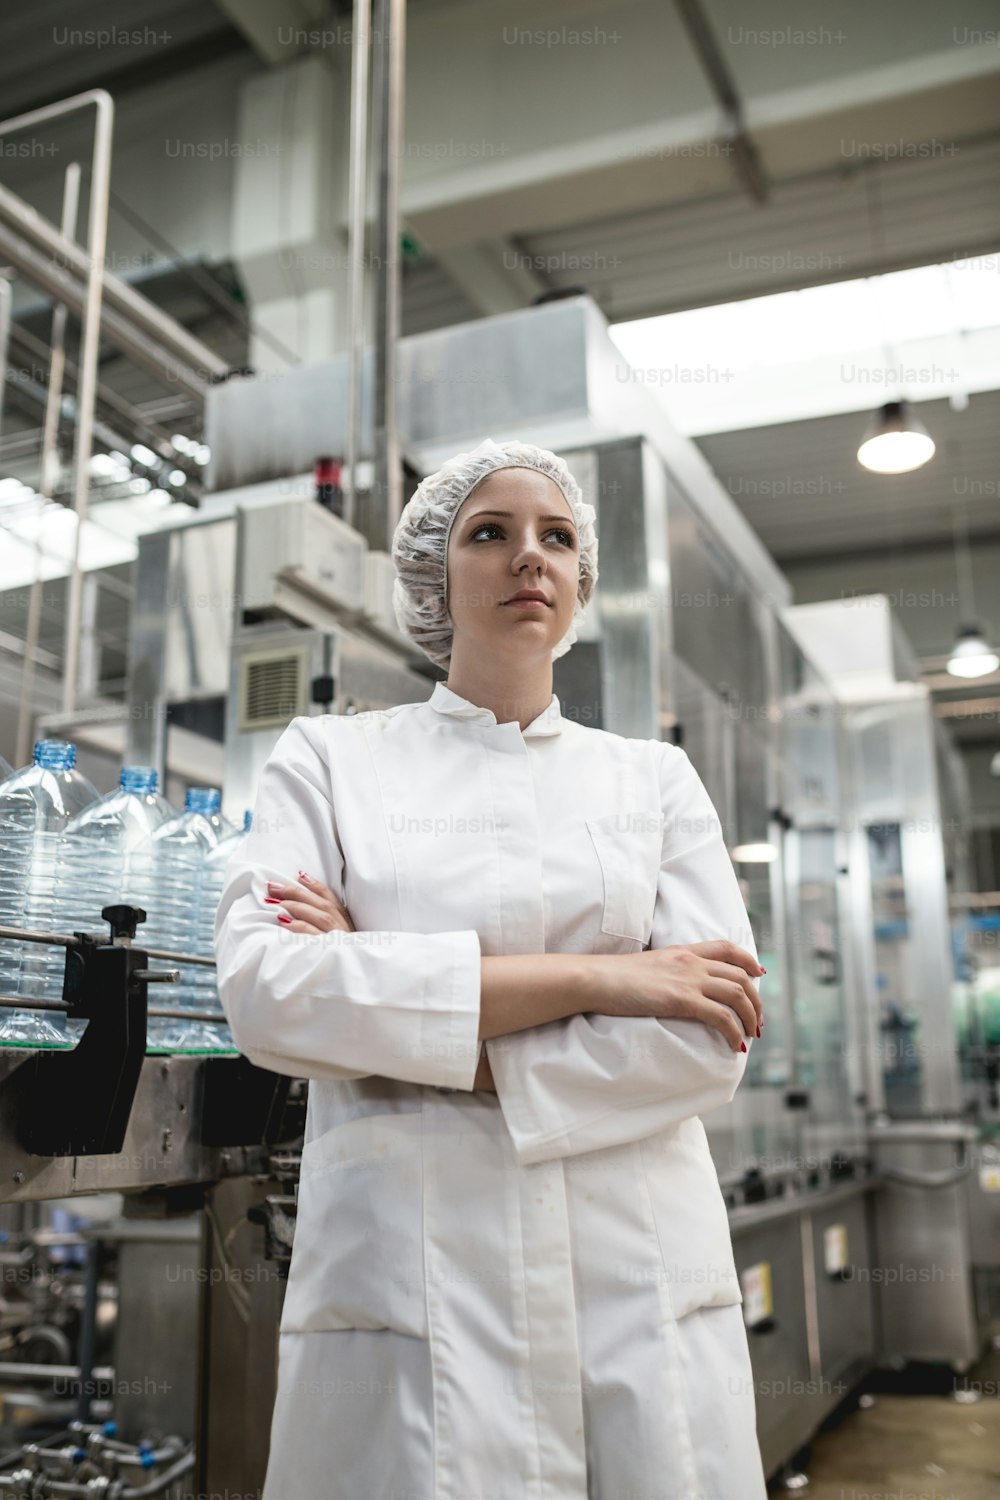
[0, 0, 997, 738]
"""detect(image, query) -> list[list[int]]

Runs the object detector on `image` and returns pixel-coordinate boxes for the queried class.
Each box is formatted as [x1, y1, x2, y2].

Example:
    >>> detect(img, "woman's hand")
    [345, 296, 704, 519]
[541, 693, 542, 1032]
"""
[264, 871, 356, 934]
[262, 874, 502, 1090]
[590, 941, 764, 1052]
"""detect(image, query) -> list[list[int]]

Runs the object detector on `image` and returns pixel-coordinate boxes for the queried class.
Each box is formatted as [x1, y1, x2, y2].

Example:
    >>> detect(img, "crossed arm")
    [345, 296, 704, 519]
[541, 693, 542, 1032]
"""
[225, 725, 762, 1166]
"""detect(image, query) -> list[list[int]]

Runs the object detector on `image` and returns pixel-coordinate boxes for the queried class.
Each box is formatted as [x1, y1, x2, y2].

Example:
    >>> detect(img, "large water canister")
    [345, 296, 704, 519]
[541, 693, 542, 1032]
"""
[56, 766, 176, 1042]
[143, 788, 225, 1050]
[0, 741, 98, 1046]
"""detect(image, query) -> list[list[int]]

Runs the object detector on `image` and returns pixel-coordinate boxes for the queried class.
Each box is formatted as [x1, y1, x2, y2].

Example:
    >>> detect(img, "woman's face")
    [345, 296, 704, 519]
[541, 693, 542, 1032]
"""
[445, 468, 581, 664]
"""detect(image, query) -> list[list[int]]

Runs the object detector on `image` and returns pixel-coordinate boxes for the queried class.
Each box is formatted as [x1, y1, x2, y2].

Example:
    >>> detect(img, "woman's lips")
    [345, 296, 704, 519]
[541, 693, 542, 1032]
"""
[503, 597, 549, 608]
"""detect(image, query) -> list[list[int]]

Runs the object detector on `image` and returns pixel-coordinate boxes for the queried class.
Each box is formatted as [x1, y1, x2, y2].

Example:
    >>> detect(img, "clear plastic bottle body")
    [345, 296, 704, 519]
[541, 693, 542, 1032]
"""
[143, 788, 223, 1051]
[0, 780, 37, 996]
[57, 767, 175, 1043]
[189, 809, 251, 1051]
[0, 742, 99, 1046]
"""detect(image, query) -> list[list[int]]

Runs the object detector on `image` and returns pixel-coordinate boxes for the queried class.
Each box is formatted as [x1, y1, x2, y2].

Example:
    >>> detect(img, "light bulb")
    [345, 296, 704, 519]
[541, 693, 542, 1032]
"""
[857, 401, 935, 474]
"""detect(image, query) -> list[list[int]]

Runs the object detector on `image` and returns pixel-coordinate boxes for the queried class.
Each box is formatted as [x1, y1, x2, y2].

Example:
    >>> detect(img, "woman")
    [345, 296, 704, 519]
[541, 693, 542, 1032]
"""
[214, 436, 769, 1499]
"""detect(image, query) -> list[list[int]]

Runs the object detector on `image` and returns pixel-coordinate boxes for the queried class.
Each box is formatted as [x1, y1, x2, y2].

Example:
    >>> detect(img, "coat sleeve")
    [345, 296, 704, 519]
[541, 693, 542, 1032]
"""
[486, 742, 759, 1164]
[213, 716, 483, 1088]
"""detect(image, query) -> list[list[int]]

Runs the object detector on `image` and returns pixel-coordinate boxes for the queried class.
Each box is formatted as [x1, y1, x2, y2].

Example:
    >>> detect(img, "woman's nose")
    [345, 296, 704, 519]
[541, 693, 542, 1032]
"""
[510, 535, 547, 571]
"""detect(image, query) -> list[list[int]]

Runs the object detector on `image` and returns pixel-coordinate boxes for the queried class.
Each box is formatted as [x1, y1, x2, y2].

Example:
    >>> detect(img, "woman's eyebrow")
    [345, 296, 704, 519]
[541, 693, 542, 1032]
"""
[466, 509, 577, 528]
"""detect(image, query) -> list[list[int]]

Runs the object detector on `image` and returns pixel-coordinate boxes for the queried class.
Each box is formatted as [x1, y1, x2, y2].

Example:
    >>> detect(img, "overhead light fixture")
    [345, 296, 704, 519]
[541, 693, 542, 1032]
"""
[730, 842, 777, 863]
[857, 400, 936, 473]
[947, 623, 999, 678]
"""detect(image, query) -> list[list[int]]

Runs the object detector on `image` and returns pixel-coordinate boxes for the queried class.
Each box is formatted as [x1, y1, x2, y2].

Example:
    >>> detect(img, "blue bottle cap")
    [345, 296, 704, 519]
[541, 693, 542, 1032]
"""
[120, 766, 159, 794]
[186, 786, 222, 815]
[34, 739, 76, 770]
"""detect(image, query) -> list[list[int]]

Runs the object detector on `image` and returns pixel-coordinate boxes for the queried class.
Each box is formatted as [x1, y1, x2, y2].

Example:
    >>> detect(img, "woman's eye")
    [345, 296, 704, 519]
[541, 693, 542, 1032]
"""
[470, 523, 575, 546]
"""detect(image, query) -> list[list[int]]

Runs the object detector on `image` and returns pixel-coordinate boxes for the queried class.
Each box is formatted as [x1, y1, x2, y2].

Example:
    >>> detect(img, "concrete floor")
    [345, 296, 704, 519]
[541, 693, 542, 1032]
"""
[768, 1335, 1000, 1499]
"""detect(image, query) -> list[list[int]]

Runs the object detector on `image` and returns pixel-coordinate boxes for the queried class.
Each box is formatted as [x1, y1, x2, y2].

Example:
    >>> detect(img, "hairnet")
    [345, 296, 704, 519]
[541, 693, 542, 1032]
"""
[391, 437, 599, 669]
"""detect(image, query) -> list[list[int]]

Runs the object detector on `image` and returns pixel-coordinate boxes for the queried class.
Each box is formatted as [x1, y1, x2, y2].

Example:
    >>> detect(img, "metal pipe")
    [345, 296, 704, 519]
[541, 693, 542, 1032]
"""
[38, 168, 79, 501]
[8, 319, 181, 455]
[0, 926, 216, 966]
[672, 0, 768, 203]
[0, 1361, 113, 1383]
[0, 926, 80, 949]
[16, 162, 81, 769]
[0, 93, 118, 722]
[0, 277, 10, 436]
[0, 217, 212, 401]
[371, 0, 406, 549]
[120, 1449, 195, 1497]
[0, 181, 228, 382]
[74, 1238, 100, 1425]
[0, 993, 230, 1024]
[60, 94, 111, 717]
[344, 0, 372, 534]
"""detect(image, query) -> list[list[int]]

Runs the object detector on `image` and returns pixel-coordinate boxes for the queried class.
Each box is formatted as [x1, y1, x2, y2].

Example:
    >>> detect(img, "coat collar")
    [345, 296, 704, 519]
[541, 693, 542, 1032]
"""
[428, 681, 564, 738]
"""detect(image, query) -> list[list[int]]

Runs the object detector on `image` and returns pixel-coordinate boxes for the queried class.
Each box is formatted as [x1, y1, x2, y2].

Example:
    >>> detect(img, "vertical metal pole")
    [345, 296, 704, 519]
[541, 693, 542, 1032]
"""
[75, 1236, 101, 1424]
[79, 571, 100, 700]
[0, 277, 9, 434]
[61, 91, 114, 716]
[344, 0, 371, 535]
[16, 163, 81, 768]
[371, 0, 405, 549]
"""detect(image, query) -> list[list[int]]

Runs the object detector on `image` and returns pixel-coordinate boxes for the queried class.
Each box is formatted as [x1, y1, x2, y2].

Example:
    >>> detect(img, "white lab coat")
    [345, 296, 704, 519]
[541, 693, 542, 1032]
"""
[214, 681, 768, 1500]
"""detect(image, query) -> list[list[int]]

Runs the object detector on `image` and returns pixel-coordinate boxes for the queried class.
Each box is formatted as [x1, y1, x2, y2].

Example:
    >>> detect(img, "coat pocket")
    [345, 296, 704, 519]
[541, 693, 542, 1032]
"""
[640, 1117, 744, 1320]
[279, 1115, 428, 1338]
[585, 810, 663, 944]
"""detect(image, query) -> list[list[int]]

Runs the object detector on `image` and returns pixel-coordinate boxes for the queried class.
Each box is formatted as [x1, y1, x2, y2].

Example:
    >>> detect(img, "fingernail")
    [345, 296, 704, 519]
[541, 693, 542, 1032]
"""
[277, 913, 292, 924]
[298, 871, 311, 882]
[759, 967, 766, 974]
[756, 1026, 761, 1037]
[264, 897, 281, 904]
[740, 1042, 747, 1052]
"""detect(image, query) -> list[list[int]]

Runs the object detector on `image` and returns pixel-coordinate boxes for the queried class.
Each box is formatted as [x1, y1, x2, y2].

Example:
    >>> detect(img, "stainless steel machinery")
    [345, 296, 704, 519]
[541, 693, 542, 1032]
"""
[786, 594, 998, 1371]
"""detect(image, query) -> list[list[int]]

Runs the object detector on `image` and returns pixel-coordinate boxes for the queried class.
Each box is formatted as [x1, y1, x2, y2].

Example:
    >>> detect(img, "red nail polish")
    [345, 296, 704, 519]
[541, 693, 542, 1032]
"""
[740, 1042, 747, 1052]
[277, 913, 292, 924]
[756, 1026, 761, 1037]
[264, 897, 281, 904]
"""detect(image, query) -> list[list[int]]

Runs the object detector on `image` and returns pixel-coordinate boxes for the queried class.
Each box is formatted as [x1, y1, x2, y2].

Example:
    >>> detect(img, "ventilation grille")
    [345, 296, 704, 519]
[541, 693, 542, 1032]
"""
[239, 649, 308, 732]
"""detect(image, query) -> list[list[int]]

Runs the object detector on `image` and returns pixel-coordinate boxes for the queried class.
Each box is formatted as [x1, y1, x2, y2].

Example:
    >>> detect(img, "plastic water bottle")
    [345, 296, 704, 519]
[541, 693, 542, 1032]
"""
[186, 809, 252, 1051]
[193, 787, 238, 845]
[143, 789, 223, 1051]
[0, 753, 13, 782]
[56, 767, 175, 1043]
[0, 742, 99, 1046]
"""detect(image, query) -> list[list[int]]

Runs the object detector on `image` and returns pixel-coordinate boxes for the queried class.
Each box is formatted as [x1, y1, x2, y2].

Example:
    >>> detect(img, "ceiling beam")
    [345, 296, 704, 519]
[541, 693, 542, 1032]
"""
[430, 240, 550, 316]
[213, 0, 332, 66]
